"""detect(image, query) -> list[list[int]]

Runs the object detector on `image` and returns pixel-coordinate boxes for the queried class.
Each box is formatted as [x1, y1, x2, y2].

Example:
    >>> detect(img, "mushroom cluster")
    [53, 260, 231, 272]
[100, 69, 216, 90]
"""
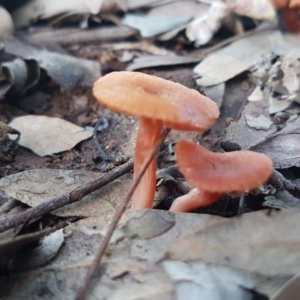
[93, 71, 219, 209]
[170, 140, 273, 212]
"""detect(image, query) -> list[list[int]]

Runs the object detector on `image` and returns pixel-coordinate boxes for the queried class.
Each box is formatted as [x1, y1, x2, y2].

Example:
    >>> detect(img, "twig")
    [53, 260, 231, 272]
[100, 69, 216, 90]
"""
[0, 159, 134, 233]
[75, 128, 170, 300]
[22, 26, 138, 46]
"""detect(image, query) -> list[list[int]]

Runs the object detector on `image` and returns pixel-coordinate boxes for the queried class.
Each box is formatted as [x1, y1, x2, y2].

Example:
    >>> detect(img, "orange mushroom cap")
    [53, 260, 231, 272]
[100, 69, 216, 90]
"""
[289, 0, 300, 8]
[175, 140, 273, 193]
[271, 0, 290, 8]
[93, 71, 219, 131]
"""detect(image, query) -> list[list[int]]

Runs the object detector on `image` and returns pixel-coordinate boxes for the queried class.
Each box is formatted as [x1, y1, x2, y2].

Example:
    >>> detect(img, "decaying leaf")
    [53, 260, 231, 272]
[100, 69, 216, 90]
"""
[0, 228, 51, 257]
[168, 210, 300, 275]
[194, 30, 280, 86]
[264, 190, 300, 210]
[0, 169, 132, 218]
[9, 115, 93, 156]
[244, 114, 273, 130]
[163, 260, 257, 300]
[4, 38, 101, 90]
[0, 229, 64, 271]
[0, 210, 294, 299]
[1, 58, 40, 94]
[225, 97, 277, 149]
[115, 209, 176, 240]
[250, 130, 300, 168]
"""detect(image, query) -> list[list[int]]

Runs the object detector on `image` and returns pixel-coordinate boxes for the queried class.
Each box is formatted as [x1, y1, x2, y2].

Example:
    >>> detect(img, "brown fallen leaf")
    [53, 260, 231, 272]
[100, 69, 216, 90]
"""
[168, 210, 300, 275]
[0, 169, 132, 218]
[0, 229, 64, 271]
[9, 115, 93, 156]
[0, 210, 292, 299]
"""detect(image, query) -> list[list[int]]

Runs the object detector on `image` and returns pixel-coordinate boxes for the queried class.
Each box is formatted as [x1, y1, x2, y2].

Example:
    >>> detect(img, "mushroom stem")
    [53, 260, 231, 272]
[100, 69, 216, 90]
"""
[132, 117, 163, 209]
[170, 188, 221, 212]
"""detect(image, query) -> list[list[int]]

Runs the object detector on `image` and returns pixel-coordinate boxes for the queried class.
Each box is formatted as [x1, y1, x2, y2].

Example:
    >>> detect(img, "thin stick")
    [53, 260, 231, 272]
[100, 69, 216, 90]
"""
[0, 159, 134, 233]
[75, 128, 170, 300]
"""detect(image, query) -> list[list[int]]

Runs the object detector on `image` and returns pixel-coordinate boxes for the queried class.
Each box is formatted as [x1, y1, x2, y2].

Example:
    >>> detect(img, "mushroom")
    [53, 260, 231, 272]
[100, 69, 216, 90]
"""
[170, 139, 273, 212]
[271, 0, 300, 32]
[93, 71, 219, 209]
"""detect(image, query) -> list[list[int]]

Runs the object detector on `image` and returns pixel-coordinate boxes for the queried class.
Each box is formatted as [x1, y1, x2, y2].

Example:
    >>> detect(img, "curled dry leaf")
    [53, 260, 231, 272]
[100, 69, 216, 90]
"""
[4, 38, 101, 90]
[1, 58, 40, 95]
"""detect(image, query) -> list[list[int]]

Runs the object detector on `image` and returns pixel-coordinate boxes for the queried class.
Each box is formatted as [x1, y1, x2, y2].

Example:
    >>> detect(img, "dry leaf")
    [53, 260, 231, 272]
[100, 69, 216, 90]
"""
[0, 210, 293, 299]
[272, 33, 300, 58]
[201, 83, 225, 108]
[122, 13, 191, 38]
[225, 97, 277, 150]
[0, 229, 64, 271]
[163, 260, 256, 300]
[186, 2, 229, 46]
[281, 55, 300, 93]
[0, 228, 51, 257]
[126, 55, 200, 71]
[1, 58, 40, 94]
[271, 274, 300, 300]
[244, 114, 273, 130]
[4, 38, 101, 90]
[194, 30, 280, 86]
[223, 0, 275, 20]
[264, 190, 300, 210]
[9, 115, 93, 156]
[169, 210, 300, 275]
[0, 169, 132, 218]
[0, 5, 13, 38]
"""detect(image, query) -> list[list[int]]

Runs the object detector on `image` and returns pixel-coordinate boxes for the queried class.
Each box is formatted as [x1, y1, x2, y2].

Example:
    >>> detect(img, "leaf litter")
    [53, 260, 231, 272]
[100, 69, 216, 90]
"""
[1, 0, 300, 299]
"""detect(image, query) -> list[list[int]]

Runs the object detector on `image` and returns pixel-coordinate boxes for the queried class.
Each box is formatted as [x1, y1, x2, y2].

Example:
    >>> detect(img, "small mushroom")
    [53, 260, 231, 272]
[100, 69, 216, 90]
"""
[271, 0, 300, 32]
[93, 72, 219, 209]
[170, 139, 273, 212]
